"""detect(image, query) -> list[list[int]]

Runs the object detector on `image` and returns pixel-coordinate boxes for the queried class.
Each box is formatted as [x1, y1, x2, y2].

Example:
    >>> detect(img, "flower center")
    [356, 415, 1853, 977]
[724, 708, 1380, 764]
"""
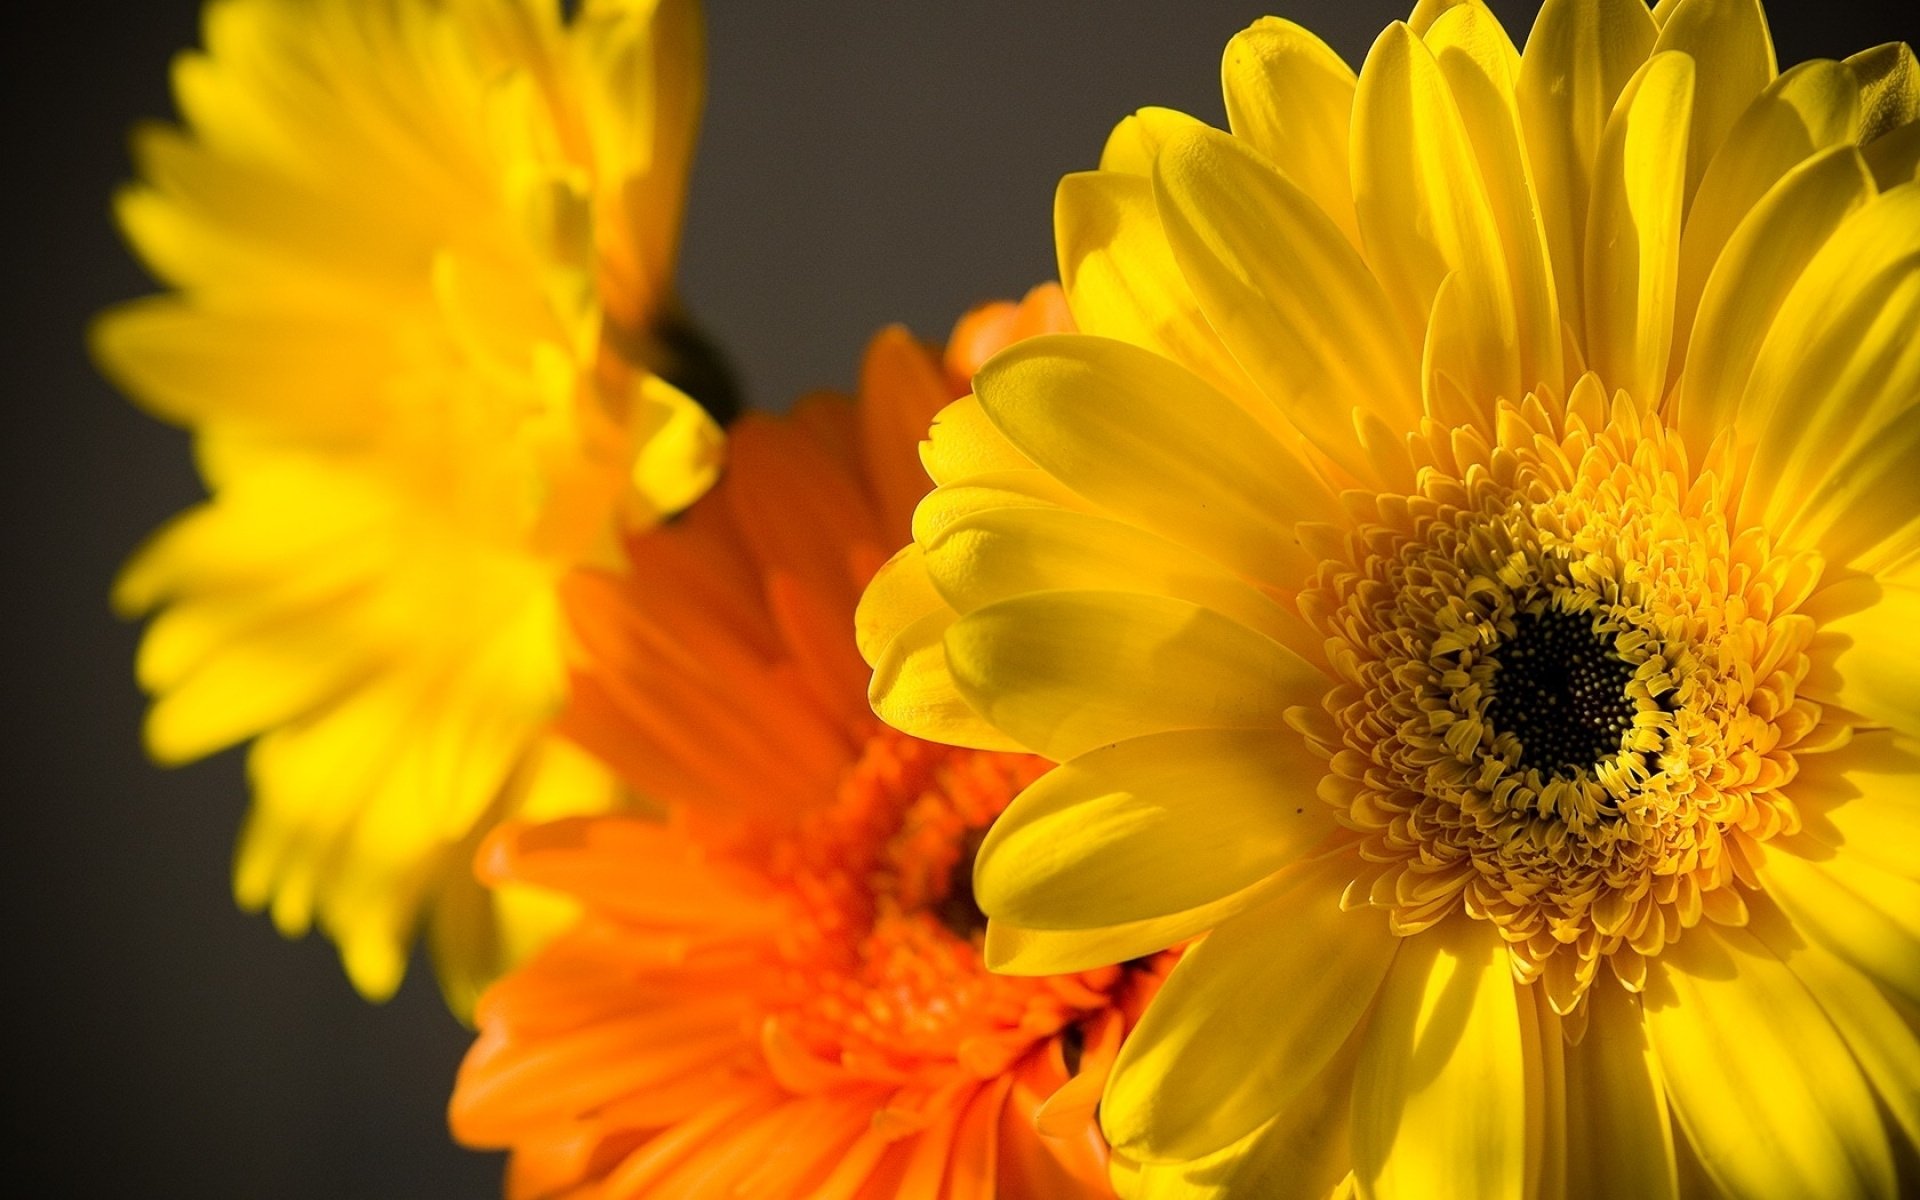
[766, 727, 1135, 1068]
[1296, 390, 1843, 1018]
[1487, 604, 1639, 779]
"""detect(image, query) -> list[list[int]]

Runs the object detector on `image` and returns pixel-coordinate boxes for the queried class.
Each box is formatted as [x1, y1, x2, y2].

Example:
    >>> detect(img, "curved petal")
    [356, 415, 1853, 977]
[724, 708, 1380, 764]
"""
[90, 299, 384, 436]
[1054, 170, 1255, 404]
[855, 545, 942, 670]
[1676, 144, 1874, 458]
[1643, 923, 1896, 1200]
[1153, 125, 1422, 475]
[1122, 1025, 1361, 1200]
[1351, 916, 1528, 1200]
[1515, 0, 1660, 339]
[1749, 898, 1920, 1151]
[975, 727, 1336, 931]
[1561, 982, 1677, 1200]
[575, 0, 704, 332]
[1422, 2, 1565, 400]
[1583, 51, 1694, 406]
[1736, 183, 1920, 570]
[1099, 106, 1209, 176]
[1848, 42, 1920, 145]
[910, 468, 1089, 550]
[1103, 851, 1396, 1160]
[945, 590, 1323, 763]
[1353, 22, 1523, 405]
[922, 504, 1311, 655]
[972, 334, 1341, 587]
[1649, 0, 1776, 203]
[1428, 4, 1574, 397]
[918, 395, 1035, 488]
[1221, 18, 1360, 247]
[1816, 578, 1920, 738]
[983, 870, 1285, 977]
[1761, 842, 1920, 1005]
[1671, 58, 1860, 379]
[866, 601, 1026, 754]
[1790, 729, 1920, 879]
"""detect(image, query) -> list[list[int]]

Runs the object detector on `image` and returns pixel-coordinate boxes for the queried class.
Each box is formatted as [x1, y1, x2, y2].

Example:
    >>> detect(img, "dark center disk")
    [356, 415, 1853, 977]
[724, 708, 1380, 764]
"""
[933, 825, 990, 940]
[1486, 607, 1638, 777]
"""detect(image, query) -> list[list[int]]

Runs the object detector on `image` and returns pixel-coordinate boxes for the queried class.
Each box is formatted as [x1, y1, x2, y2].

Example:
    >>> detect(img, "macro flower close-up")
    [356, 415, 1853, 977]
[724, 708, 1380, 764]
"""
[93, 0, 724, 1009]
[862, 0, 1920, 1196]
[449, 290, 1179, 1197]
[18, 0, 1920, 1195]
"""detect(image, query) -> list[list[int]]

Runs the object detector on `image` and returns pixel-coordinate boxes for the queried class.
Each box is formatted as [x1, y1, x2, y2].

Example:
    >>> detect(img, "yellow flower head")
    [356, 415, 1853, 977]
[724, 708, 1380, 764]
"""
[860, 0, 1920, 1195]
[96, 0, 723, 1012]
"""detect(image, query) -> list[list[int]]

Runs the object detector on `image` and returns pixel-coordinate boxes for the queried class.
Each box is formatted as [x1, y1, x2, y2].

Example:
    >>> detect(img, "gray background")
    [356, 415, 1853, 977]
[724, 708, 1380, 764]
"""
[9, 1, 1910, 1194]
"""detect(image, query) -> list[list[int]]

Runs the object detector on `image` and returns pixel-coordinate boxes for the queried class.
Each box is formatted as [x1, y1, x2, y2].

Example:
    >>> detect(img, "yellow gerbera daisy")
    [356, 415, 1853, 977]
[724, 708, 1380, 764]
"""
[860, 0, 1920, 1195]
[95, 0, 723, 1012]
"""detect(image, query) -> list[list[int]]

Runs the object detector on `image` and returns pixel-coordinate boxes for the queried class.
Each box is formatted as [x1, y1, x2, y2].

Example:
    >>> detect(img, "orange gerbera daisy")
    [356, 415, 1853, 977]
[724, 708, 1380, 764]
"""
[450, 287, 1171, 1198]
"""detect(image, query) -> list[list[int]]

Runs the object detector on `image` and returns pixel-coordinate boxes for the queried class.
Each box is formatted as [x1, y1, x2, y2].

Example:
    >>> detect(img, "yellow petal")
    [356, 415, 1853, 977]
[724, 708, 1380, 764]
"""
[1099, 107, 1209, 176]
[1761, 843, 1920, 1005]
[1643, 924, 1895, 1200]
[1671, 60, 1863, 384]
[1736, 183, 1920, 569]
[945, 590, 1322, 763]
[90, 299, 383, 437]
[625, 373, 724, 522]
[573, 0, 703, 332]
[1561, 982, 1677, 1200]
[1792, 729, 1920, 879]
[1863, 119, 1920, 188]
[1848, 42, 1920, 144]
[1350, 916, 1528, 1200]
[909, 467, 1089, 551]
[311, 623, 561, 1001]
[113, 463, 393, 614]
[1412, 0, 1518, 65]
[974, 728, 1336, 931]
[1220, 18, 1360, 247]
[1054, 170, 1256, 403]
[1649, 0, 1776, 203]
[1583, 51, 1694, 406]
[1103, 852, 1394, 1160]
[1353, 23, 1523, 404]
[1816, 574, 1920, 737]
[1748, 897, 1920, 1151]
[866, 602, 1025, 755]
[983, 873, 1282, 977]
[1515, 0, 1659, 339]
[1676, 144, 1874, 459]
[426, 736, 619, 1022]
[855, 545, 943, 670]
[1153, 125, 1422, 478]
[917, 395, 1036, 488]
[140, 604, 379, 764]
[1422, 2, 1565, 399]
[237, 692, 404, 937]
[233, 594, 561, 1004]
[127, 524, 389, 694]
[1121, 1044, 1357, 1200]
[972, 334, 1340, 587]
[1515, 982, 1565, 1200]
[922, 504, 1306, 652]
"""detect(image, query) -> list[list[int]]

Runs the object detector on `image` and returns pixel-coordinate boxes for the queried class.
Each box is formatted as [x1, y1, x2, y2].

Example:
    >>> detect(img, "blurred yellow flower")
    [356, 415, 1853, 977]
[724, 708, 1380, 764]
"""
[96, 0, 723, 1012]
[860, 0, 1919, 1195]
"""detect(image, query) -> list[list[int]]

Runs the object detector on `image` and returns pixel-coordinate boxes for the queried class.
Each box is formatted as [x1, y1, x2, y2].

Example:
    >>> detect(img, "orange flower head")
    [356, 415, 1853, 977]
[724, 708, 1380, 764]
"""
[451, 286, 1170, 1198]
